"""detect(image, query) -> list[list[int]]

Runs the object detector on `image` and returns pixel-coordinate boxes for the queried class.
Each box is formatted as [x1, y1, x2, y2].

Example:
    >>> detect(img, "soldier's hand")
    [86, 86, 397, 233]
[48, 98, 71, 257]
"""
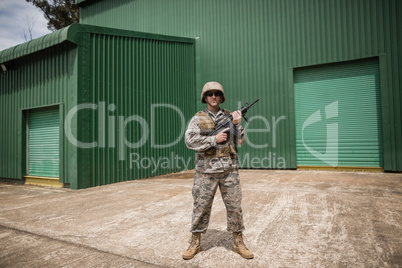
[216, 128, 230, 143]
[232, 110, 242, 125]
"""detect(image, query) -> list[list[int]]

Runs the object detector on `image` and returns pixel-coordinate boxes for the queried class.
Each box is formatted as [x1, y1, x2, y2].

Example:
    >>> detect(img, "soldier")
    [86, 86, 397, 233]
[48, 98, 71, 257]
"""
[182, 81, 254, 260]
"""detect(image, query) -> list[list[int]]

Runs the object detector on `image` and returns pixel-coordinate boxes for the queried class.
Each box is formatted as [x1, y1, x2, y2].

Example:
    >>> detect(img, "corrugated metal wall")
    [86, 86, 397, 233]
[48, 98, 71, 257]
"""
[28, 106, 60, 177]
[294, 58, 383, 168]
[77, 33, 196, 188]
[80, 0, 402, 171]
[0, 43, 78, 184]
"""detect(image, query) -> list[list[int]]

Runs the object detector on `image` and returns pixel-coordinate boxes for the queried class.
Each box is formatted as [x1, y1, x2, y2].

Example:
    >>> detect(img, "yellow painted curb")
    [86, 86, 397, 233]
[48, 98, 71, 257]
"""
[297, 166, 384, 172]
[24, 176, 64, 188]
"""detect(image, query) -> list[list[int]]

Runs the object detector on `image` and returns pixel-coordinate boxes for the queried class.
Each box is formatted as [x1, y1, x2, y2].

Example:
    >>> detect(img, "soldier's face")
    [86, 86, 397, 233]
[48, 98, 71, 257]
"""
[205, 91, 222, 108]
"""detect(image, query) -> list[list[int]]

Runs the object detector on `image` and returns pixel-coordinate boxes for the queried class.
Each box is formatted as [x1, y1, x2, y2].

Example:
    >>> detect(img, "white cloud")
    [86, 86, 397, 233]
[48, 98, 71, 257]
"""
[0, 0, 52, 51]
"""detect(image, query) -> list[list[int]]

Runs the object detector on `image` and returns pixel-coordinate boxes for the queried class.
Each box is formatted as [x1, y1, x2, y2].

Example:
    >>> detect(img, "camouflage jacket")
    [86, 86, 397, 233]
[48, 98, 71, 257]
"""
[185, 108, 245, 173]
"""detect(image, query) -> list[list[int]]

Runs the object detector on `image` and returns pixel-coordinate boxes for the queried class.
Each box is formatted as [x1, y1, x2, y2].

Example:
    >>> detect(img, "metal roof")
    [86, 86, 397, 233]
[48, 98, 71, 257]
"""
[75, 0, 98, 6]
[0, 25, 79, 64]
[0, 24, 194, 64]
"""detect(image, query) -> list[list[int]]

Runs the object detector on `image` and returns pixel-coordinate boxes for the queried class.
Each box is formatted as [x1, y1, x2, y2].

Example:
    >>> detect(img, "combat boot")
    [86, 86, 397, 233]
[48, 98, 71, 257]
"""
[182, 232, 201, 260]
[233, 232, 254, 259]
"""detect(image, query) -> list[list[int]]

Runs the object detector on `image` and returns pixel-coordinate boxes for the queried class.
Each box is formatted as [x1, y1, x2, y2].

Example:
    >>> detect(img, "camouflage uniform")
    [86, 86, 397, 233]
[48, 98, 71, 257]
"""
[185, 108, 246, 233]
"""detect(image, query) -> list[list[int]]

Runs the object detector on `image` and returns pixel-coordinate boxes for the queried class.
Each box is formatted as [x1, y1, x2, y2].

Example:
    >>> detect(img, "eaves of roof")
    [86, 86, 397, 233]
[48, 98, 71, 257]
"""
[0, 24, 195, 64]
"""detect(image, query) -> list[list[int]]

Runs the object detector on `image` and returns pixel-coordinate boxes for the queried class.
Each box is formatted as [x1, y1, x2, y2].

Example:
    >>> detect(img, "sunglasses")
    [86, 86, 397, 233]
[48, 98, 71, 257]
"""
[206, 91, 223, 97]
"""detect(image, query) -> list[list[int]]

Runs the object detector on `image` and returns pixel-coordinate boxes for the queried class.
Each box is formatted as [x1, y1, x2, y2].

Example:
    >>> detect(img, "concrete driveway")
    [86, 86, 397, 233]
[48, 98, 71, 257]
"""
[1, 170, 402, 267]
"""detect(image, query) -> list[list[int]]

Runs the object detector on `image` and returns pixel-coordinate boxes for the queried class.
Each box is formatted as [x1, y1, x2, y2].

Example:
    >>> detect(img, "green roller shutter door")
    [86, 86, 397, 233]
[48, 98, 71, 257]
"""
[294, 58, 383, 167]
[28, 107, 60, 177]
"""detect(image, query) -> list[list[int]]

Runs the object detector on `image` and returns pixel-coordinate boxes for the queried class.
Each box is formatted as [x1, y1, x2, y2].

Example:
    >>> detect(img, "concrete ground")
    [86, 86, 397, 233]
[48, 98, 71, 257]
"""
[0, 170, 402, 268]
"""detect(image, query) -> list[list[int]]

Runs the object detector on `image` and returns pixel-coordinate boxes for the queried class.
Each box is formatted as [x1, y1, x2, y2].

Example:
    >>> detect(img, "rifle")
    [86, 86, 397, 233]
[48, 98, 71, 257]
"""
[208, 99, 259, 139]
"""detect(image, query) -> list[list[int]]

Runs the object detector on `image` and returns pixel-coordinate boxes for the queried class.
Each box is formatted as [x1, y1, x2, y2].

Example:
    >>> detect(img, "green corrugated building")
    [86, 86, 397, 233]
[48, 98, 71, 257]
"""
[0, 24, 195, 189]
[1, 0, 401, 189]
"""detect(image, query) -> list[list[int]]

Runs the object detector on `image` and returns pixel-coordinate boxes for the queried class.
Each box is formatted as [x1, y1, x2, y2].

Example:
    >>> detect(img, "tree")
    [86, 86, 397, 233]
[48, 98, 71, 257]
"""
[22, 16, 37, 41]
[26, 0, 79, 31]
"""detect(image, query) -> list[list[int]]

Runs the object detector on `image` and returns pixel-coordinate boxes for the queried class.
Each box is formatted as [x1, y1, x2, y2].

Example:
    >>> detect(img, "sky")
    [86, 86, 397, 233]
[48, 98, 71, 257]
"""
[0, 0, 52, 51]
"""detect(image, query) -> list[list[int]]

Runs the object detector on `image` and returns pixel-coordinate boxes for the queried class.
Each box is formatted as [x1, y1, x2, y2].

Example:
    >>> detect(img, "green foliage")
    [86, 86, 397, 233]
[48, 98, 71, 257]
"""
[26, 0, 79, 31]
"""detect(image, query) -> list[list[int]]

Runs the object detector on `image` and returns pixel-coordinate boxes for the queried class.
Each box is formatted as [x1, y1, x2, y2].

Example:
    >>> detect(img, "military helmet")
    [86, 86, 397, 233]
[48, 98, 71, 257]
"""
[201, 81, 225, 103]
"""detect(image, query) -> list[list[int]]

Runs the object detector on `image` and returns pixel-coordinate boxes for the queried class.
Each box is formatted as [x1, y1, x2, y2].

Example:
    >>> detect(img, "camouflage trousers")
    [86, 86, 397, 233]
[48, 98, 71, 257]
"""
[190, 168, 245, 233]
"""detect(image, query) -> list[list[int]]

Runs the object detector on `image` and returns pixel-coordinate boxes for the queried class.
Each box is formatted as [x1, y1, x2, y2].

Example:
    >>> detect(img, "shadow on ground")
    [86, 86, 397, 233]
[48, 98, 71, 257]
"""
[200, 229, 233, 251]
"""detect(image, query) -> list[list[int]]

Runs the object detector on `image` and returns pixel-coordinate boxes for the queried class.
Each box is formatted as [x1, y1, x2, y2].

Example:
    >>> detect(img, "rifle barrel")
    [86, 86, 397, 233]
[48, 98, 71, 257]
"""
[242, 99, 259, 111]
[249, 99, 259, 106]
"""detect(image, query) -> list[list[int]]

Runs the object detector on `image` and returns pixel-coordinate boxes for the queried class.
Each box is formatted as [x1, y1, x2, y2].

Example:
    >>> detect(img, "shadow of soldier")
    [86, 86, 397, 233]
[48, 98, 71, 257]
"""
[200, 229, 233, 251]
